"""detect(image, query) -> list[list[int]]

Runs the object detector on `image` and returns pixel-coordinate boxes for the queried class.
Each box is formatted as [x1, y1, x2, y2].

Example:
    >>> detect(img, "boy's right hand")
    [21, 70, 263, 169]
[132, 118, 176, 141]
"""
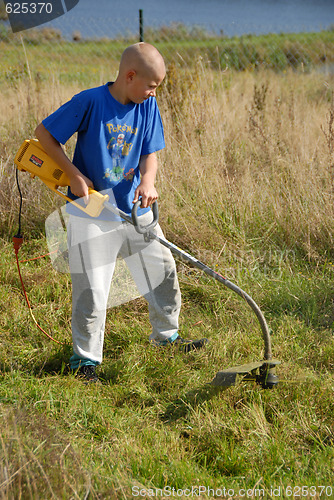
[69, 172, 94, 204]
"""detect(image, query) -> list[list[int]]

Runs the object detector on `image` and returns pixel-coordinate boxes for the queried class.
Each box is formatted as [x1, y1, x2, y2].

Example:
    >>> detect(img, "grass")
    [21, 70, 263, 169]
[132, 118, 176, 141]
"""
[0, 37, 334, 498]
[0, 30, 333, 86]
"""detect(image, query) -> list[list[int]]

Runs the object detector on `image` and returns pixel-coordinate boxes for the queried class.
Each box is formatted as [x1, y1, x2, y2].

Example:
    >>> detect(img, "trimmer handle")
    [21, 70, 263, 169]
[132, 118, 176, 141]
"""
[131, 200, 159, 234]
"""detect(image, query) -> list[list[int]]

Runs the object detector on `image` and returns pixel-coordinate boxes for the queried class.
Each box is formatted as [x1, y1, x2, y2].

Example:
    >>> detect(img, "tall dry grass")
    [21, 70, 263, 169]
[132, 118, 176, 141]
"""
[0, 404, 96, 498]
[158, 63, 334, 263]
[0, 79, 84, 237]
[1, 63, 333, 264]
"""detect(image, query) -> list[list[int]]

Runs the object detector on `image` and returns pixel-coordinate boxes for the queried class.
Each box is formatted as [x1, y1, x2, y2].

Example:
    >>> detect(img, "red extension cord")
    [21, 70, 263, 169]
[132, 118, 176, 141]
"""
[13, 234, 63, 345]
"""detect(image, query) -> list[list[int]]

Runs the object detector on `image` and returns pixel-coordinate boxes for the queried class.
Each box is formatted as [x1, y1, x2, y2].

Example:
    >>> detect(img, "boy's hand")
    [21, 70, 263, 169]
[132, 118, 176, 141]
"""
[134, 152, 159, 208]
[133, 181, 158, 208]
[70, 173, 94, 204]
[34, 124, 94, 204]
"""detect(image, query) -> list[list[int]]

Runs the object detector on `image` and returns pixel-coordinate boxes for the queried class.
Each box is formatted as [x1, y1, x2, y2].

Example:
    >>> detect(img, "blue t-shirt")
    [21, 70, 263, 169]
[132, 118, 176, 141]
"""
[42, 82, 165, 219]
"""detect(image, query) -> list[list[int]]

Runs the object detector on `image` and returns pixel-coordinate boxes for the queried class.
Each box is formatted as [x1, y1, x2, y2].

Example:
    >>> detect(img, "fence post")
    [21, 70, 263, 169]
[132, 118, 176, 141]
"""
[139, 9, 144, 42]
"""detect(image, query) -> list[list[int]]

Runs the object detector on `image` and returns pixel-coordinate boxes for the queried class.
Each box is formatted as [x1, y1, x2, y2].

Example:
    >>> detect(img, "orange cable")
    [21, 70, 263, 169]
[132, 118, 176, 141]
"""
[19, 250, 58, 263]
[13, 237, 63, 345]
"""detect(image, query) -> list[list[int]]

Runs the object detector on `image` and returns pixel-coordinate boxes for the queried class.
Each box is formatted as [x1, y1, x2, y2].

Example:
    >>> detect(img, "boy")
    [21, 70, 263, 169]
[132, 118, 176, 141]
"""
[35, 43, 208, 382]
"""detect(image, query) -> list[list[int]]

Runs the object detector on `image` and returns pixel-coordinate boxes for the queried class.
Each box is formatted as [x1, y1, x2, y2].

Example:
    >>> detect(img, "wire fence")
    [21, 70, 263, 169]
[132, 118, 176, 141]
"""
[1, 8, 334, 84]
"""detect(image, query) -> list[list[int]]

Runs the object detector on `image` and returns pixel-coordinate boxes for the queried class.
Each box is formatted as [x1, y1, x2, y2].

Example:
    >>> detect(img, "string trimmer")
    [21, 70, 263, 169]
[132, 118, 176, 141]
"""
[14, 138, 280, 389]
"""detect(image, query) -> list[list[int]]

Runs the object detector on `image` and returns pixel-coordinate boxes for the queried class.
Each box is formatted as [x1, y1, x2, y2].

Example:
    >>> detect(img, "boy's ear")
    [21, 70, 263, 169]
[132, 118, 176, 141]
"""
[126, 70, 136, 82]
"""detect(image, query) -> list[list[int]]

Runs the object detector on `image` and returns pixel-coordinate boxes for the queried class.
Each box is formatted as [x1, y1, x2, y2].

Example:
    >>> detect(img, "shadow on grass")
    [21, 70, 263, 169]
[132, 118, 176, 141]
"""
[32, 344, 73, 377]
[161, 384, 229, 423]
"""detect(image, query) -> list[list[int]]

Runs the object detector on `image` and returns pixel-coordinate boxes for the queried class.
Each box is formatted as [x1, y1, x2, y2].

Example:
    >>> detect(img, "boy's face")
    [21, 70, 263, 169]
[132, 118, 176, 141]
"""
[126, 70, 165, 104]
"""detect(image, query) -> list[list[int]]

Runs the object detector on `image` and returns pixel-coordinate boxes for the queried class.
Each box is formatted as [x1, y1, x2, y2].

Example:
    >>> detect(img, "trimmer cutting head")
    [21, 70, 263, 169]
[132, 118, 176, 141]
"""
[210, 359, 280, 389]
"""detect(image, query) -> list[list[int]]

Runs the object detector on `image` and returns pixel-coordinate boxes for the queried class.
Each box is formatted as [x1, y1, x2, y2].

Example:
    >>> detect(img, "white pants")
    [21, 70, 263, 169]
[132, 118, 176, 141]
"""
[67, 212, 181, 366]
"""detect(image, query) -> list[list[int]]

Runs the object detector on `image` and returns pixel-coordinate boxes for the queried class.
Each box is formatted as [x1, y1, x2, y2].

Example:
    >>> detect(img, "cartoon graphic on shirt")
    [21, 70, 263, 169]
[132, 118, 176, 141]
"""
[111, 133, 125, 168]
[105, 130, 135, 183]
[123, 168, 135, 181]
[103, 166, 123, 183]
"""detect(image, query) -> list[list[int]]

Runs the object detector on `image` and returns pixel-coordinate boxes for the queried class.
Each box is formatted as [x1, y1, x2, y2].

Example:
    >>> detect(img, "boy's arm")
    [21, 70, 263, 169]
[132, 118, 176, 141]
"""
[34, 123, 93, 201]
[133, 152, 159, 208]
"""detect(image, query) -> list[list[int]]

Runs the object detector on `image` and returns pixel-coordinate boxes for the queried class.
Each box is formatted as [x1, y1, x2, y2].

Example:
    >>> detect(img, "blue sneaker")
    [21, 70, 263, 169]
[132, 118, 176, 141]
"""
[173, 336, 209, 353]
[74, 365, 99, 384]
[152, 335, 209, 353]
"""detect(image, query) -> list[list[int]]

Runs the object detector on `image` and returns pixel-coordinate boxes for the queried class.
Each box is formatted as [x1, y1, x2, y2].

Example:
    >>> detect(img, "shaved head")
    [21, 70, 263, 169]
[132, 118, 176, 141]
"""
[119, 43, 166, 80]
[109, 43, 166, 104]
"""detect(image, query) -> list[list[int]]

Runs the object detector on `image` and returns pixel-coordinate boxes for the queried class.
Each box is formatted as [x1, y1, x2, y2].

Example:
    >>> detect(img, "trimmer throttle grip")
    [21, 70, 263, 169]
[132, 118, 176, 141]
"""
[83, 188, 110, 217]
[131, 200, 159, 234]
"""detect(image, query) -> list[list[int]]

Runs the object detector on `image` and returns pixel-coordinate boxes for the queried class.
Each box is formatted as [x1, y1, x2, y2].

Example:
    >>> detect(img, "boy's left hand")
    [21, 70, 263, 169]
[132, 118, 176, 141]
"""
[133, 182, 158, 208]
[135, 152, 159, 208]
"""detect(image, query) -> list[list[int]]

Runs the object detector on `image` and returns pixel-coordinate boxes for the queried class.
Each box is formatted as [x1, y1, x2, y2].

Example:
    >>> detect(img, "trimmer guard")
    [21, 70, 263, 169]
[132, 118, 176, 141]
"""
[210, 359, 280, 389]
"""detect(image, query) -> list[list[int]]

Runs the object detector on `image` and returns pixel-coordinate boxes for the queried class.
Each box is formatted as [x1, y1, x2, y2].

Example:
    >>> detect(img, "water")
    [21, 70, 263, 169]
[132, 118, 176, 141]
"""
[43, 0, 333, 39]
